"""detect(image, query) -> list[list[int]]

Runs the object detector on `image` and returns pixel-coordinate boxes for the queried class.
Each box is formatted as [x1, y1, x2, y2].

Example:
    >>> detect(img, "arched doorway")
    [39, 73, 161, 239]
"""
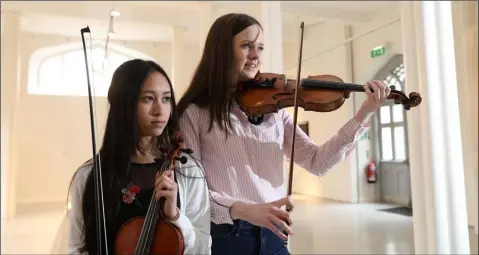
[372, 54, 411, 206]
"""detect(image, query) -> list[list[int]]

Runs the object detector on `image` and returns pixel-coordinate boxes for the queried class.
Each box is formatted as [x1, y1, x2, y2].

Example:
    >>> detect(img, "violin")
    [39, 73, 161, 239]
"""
[80, 26, 187, 255]
[234, 22, 422, 246]
[235, 72, 422, 125]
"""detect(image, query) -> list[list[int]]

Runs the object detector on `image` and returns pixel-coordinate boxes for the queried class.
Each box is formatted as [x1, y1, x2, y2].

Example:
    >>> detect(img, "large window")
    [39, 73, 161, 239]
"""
[29, 45, 137, 97]
[376, 58, 408, 162]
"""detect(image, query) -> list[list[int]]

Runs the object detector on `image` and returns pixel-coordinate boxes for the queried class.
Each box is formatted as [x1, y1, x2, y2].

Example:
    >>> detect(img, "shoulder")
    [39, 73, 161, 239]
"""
[179, 103, 207, 119]
[174, 152, 206, 180]
[71, 159, 94, 192]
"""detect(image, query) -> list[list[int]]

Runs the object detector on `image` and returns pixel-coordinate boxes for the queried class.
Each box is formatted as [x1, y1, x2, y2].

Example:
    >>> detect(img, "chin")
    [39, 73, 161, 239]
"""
[241, 71, 258, 80]
[148, 128, 165, 137]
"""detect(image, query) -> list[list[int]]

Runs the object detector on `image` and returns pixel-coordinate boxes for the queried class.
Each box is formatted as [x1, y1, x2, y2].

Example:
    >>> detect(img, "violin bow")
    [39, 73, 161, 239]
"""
[284, 21, 305, 246]
[80, 26, 109, 254]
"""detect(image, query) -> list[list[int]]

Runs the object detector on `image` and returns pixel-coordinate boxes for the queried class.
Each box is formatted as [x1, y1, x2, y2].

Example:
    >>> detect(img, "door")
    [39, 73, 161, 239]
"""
[371, 57, 412, 206]
[377, 72, 412, 206]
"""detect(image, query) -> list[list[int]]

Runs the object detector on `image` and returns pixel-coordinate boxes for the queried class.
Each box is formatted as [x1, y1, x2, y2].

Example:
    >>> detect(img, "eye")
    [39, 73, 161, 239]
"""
[258, 46, 264, 51]
[162, 96, 171, 103]
[241, 43, 252, 49]
[142, 96, 154, 102]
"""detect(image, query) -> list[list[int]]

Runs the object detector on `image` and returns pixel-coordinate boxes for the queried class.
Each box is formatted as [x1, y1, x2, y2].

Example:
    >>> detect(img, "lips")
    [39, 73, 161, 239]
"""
[151, 121, 166, 126]
[245, 63, 257, 68]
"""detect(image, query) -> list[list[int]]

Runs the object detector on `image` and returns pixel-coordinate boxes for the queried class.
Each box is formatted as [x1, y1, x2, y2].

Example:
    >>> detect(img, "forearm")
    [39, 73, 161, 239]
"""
[354, 102, 375, 125]
[286, 117, 368, 176]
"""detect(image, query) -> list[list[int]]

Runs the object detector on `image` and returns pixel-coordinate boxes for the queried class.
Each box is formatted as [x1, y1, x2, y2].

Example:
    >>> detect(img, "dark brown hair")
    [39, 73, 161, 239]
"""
[177, 13, 262, 132]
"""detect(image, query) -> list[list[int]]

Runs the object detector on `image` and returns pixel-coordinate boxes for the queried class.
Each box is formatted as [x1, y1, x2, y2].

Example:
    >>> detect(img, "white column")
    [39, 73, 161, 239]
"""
[452, 0, 479, 237]
[198, 2, 213, 54]
[1, 11, 21, 219]
[171, 26, 187, 100]
[400, 1, 470, 254]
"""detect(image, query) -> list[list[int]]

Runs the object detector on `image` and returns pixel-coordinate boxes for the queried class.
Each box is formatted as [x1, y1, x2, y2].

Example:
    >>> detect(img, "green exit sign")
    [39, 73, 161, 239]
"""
[370, 46, 386, 58]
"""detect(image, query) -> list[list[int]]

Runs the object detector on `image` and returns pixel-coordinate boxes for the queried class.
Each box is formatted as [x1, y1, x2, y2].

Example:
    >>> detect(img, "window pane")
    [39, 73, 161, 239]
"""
[394, 126, 406, 161]
[39, 56, 63, 94]
[380, 106, 391, 124]
[392, 104, 404, 122]
[381, 127, 393, 161]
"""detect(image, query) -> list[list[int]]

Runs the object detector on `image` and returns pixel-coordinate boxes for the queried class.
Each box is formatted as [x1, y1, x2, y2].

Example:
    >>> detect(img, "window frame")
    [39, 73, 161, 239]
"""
[28, 42, 154, 97]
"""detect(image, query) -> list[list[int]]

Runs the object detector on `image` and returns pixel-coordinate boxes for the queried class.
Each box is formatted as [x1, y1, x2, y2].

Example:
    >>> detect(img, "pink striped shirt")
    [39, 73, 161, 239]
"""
[178, 102, 369, 225]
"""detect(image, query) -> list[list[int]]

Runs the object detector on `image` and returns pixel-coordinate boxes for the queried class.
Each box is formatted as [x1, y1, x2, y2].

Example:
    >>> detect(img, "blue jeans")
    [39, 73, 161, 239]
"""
[211, 220, 290, 255]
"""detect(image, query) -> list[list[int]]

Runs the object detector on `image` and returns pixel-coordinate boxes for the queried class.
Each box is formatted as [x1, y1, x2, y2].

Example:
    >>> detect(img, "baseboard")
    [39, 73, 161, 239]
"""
[16, 200, 66, 215]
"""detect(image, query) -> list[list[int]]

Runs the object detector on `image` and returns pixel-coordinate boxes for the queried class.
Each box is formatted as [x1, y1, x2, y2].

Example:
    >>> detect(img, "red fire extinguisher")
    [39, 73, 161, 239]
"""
[365, 160, 377, 183]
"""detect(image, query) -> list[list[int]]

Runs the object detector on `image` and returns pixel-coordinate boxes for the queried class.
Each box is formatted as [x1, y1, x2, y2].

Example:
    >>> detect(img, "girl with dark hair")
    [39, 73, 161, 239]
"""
[177, 13, 391, 255]
[68, 59, 211, 254]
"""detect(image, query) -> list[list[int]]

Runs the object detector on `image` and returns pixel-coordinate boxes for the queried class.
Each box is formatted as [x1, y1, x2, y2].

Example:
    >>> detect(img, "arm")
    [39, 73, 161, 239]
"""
[168, 157, 211, 254]
[281, 109, 369, 176]
[178, 105, 238, 225]
[68, 165, 91, 255]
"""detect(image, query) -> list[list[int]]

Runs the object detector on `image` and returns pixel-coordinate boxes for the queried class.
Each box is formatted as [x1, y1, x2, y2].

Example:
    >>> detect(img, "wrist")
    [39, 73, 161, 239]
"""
[230, 201, 248, 220]
[165, 207, 180, 221]
[355, 103, 375, 124]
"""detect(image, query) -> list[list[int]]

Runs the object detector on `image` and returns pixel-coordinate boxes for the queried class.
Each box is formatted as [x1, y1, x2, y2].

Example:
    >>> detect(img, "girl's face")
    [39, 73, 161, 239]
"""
[233, 24, 264, 82]
[136, 71, 172, 137]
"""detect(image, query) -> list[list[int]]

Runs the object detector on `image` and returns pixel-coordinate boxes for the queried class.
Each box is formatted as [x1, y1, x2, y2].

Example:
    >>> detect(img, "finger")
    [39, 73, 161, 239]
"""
[370, 81, 380, 104]
[363, 83, 373, 95]
[374, 80, 386, 100]
[270, 214, 293, 236]
[158, 180, 176, 191]
[161, 175, 176, 187]
[385, 83, 392, 96]
[163, 169, 174, 178]
[265, 221, 288, 240]
[155, 190, 175, 200]
[271, 197, 294, 210]
[155, 176, 164, 187]
[285, 196, 294, 211]
[271, 207, 293, 226]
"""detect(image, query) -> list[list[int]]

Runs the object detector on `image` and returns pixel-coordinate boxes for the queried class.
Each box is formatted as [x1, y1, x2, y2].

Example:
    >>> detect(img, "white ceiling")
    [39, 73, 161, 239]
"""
[1, 1, 398, 43]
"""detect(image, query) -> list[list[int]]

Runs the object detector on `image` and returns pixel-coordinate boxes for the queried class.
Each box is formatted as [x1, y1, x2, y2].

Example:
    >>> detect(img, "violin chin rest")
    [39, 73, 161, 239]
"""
[247, 115, 264, 125]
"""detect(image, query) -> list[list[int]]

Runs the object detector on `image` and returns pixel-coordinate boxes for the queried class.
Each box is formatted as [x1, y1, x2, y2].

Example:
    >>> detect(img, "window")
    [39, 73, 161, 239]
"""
[28, 43, 151, 97]
[375, 56, 408, 162]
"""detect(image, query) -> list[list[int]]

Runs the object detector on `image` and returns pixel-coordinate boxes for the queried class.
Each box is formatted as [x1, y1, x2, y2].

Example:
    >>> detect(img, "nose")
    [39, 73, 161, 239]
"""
[248, 48, 260, 60]
[151, 100, 163, 116]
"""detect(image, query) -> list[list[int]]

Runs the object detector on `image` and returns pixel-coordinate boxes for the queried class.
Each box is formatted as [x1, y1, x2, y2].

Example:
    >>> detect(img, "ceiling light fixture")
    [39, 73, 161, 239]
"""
[110, 10, 120, 17]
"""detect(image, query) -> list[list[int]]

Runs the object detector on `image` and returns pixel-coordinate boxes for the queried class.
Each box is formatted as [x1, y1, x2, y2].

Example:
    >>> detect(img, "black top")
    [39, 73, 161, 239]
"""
[116, 162, 158, 230]
[115, 161, 181, 235]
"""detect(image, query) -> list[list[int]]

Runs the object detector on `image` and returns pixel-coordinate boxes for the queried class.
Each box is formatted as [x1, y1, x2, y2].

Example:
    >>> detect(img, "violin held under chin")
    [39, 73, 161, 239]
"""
[234, 71, 422, 125]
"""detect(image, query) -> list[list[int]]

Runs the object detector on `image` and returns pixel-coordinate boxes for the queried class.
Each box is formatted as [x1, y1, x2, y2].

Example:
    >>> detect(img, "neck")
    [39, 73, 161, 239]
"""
[300, 78, 365, 92]
[131, 136, 158, 164]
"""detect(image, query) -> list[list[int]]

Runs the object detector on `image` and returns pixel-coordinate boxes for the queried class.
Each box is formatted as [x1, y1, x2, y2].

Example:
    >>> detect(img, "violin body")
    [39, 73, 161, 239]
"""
[115, 216, 184, 255]
[235, 71, 422, 121]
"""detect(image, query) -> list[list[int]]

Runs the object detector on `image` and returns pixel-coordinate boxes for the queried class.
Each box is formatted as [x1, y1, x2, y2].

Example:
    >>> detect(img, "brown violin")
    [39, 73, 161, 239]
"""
[235, 71, 422, 125]
[115, 140, 186, 255]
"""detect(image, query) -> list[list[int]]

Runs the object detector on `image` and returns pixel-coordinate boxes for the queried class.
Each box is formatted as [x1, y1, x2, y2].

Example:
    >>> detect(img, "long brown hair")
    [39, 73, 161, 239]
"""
[177, 13, 262, 132]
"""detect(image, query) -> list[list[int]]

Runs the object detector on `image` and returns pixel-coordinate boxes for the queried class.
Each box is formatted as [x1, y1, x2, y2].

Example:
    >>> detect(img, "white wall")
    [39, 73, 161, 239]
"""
[283, 21, 358, 202]
[351, 15, 403, 203]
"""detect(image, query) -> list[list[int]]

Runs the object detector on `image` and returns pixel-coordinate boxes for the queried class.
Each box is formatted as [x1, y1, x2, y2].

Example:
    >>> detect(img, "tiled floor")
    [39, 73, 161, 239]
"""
[1, 194, 477, 254]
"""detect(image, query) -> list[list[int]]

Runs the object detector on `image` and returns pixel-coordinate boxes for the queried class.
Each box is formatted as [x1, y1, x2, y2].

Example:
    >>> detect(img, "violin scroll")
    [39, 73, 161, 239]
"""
[388, 87, 422, 110]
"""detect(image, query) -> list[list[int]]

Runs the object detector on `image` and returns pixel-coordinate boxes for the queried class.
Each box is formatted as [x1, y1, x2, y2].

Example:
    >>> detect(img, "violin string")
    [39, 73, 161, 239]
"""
[285, 18, 400, 72]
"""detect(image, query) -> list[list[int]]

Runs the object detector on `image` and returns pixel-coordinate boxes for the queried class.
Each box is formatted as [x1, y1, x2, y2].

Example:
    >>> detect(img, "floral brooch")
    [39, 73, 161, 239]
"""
[121, 183, 141, 205]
